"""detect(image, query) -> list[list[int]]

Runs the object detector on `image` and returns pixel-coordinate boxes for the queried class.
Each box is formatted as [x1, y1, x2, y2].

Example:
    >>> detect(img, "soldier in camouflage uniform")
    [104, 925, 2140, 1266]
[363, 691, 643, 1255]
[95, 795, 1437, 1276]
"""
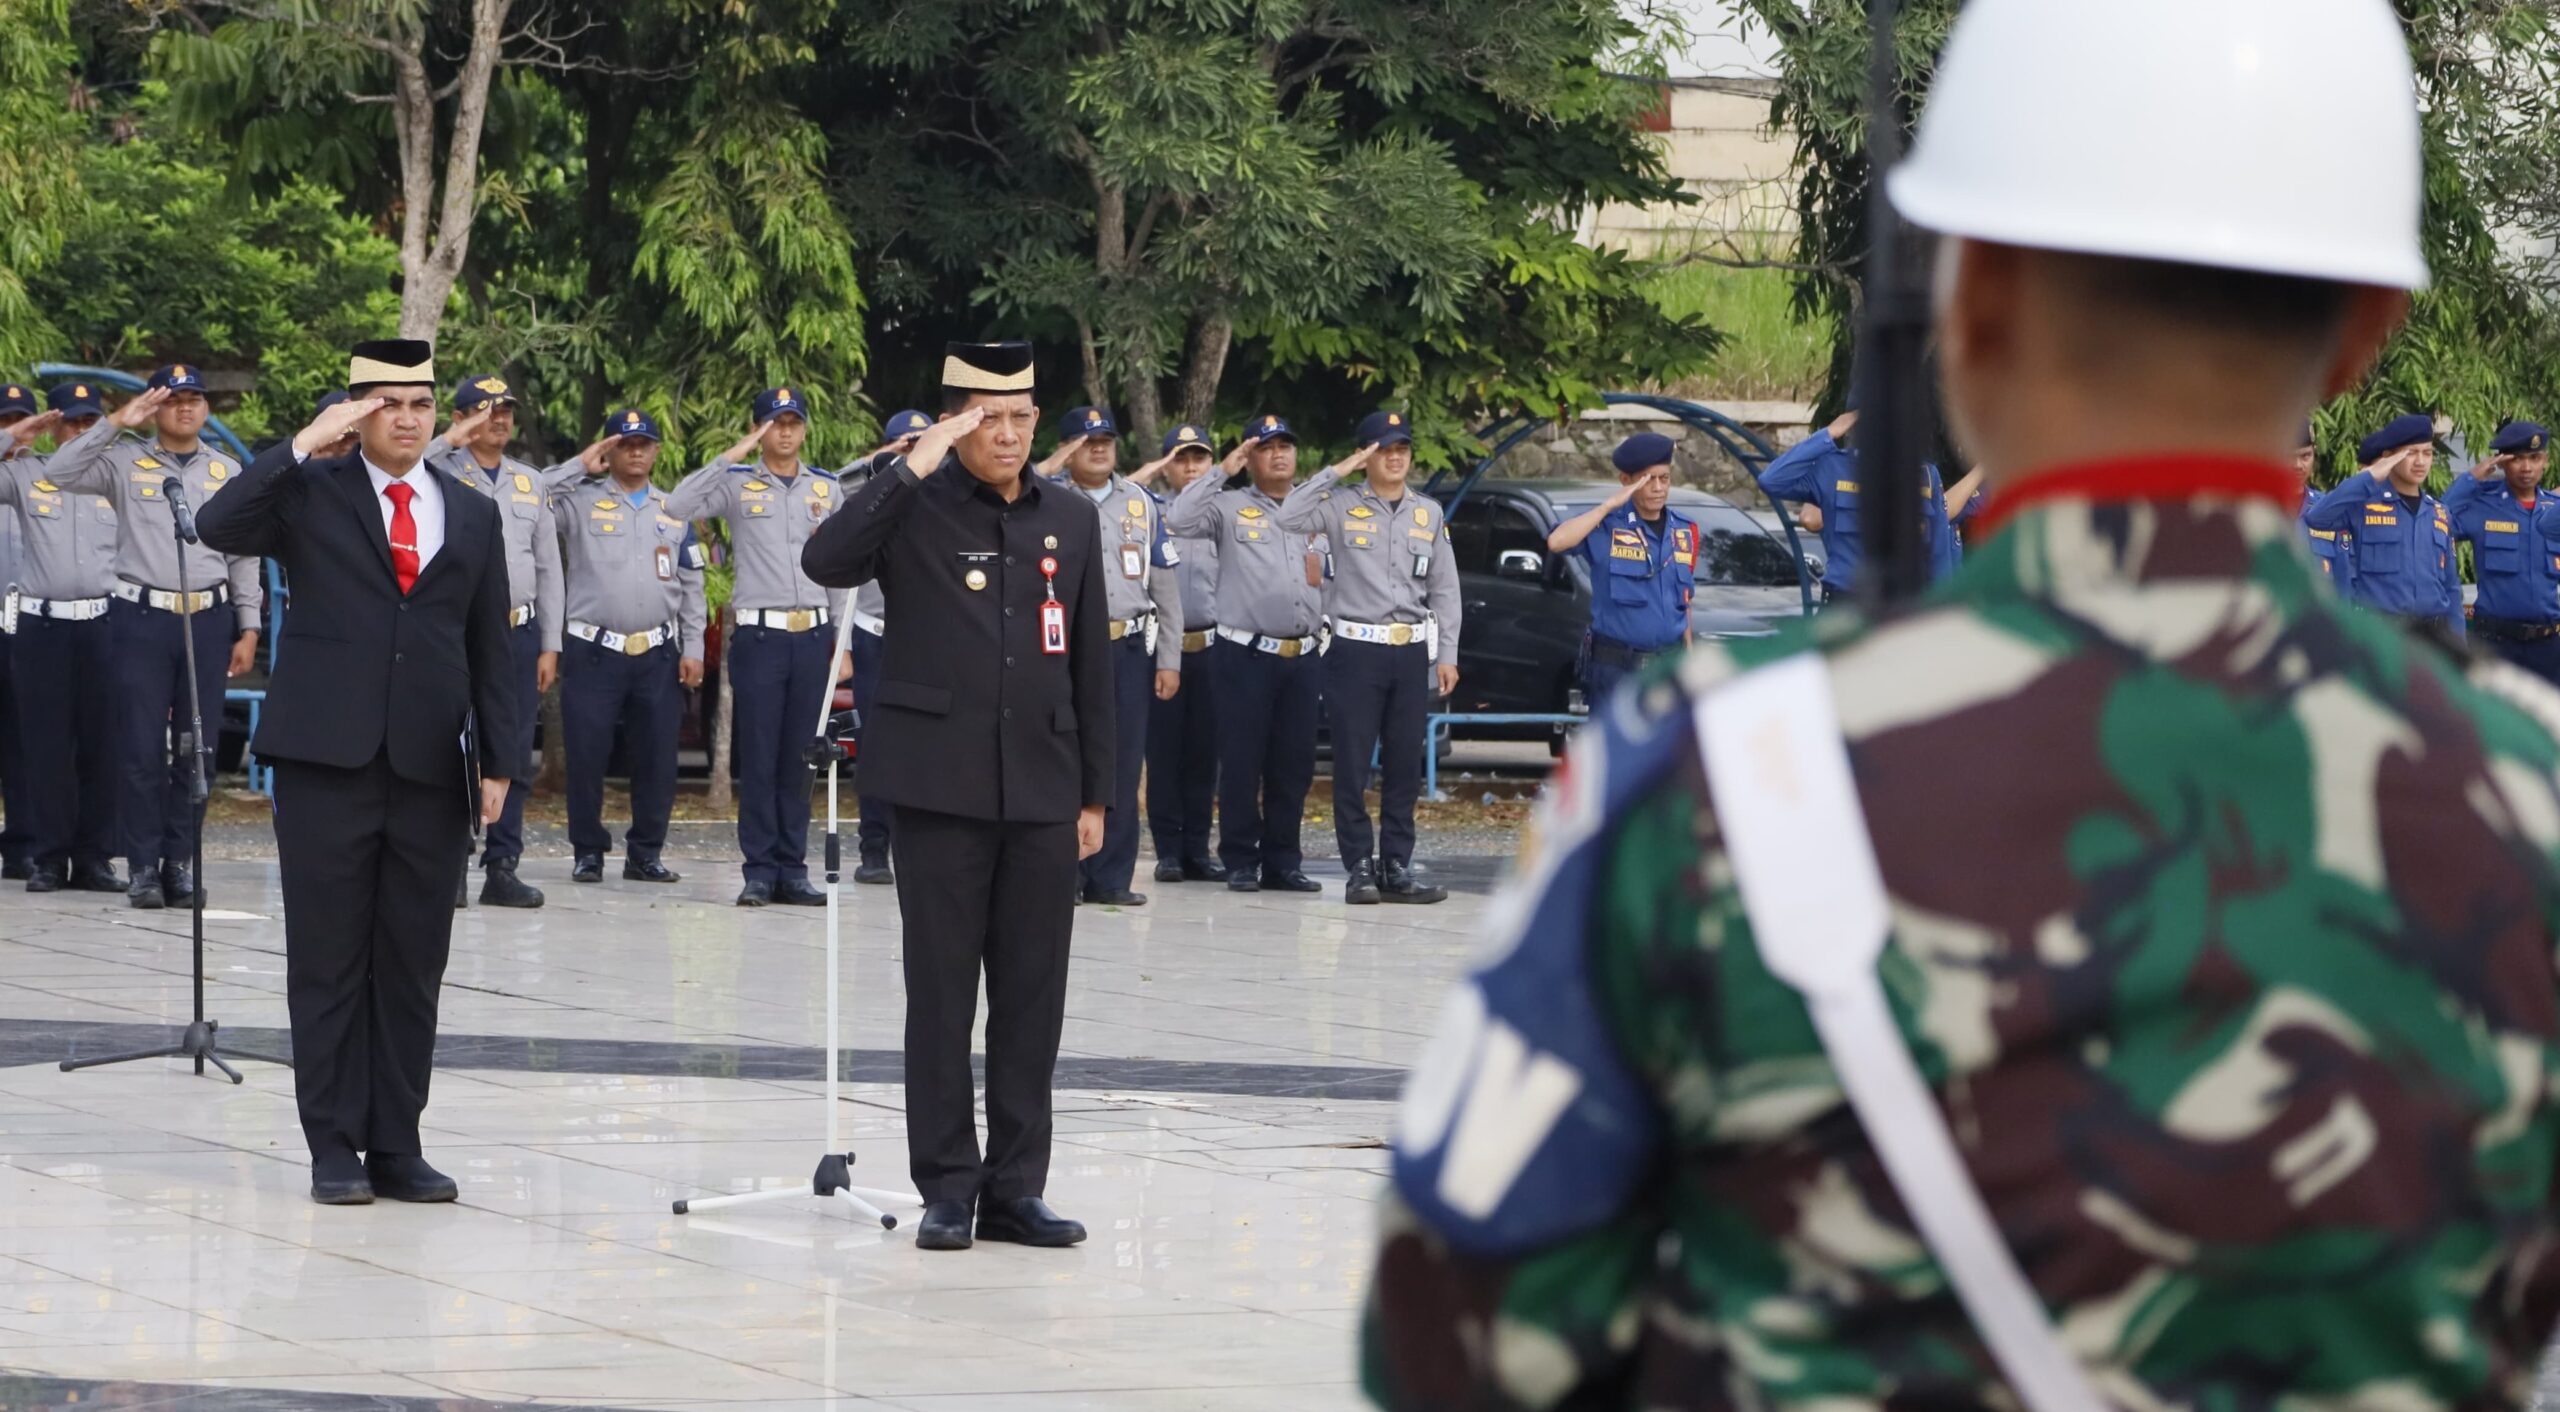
[1363, 1, 2560, 1409]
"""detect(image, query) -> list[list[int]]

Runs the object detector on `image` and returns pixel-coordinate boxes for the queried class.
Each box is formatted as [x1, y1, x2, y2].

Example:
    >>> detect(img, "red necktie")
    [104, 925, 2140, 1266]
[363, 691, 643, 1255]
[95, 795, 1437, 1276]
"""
[385, 481, 420, 594]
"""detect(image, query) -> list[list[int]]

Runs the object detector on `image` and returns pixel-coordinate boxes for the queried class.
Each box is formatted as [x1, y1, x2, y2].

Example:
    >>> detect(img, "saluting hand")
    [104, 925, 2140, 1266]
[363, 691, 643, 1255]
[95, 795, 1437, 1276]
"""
[905, 407, 986, 476]
[866, 434, 919, 464]
[2474, 453, 2508, 481]
[442, 404, 496, 449]
[1333, 441, 1381, 479]
[721, 421, 775, 466]
[1037, 433, 1089, 478]
[111, 386, 172, 430]
[1076, 804, 1105, 860]
[292, 396, 384, 458]
[1128, 452, 1177, 488]
[575, 433, 627, 478]
[1220, 435, 1262, 475]
[4, 410, 60, 454]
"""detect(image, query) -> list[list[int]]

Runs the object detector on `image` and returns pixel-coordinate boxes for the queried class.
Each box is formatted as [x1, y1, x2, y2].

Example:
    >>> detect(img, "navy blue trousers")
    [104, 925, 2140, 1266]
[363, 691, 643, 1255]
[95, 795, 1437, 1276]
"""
[727, 622, 831, 883]
[1080, 636, 1152, 896]
[1212, 639, 1319, 878]
[561, 636, 679, 862]
[9, 616, 118, 872]
[479, 622, 543, 869]
[110, 600, 231, 874]
[0, 625, 27, 868]
[2486, 632, 2560, 690]
[1145, 641, 1218, 865]
[1325, 639, 1431, 868]
[850, 627, 891, 864]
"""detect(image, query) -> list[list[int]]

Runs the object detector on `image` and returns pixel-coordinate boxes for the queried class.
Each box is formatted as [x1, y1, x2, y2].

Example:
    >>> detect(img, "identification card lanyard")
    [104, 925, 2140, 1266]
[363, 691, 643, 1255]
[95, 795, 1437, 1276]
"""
[1040, 556, 1068, 654]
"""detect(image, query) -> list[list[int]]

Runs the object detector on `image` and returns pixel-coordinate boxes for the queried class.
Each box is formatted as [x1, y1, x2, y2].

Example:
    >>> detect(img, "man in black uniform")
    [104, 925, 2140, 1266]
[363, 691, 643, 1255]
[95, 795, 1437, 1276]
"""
[801, 341, 1109, 1253]
[198, 340, 519, 1206]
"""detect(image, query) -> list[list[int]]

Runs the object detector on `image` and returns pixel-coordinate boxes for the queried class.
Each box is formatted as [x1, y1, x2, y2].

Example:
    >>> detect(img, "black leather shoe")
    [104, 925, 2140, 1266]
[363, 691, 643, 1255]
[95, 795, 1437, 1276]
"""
[735, 879, 773, 907]
[310, 1146, 373, 1205]
[1154, 858, 1185, 883]
[1262, 869, 1324, 894]
[161, 864, 200, 905]
[915, 1198, 975, 1251]
[976, 1196, 1086, 1247]
[1182, 858, 1230, 882]
[772, 878, 826, 906]
[1344, 859, 1381, 905]
[25, 866, 64, 894]
[70, 862, 127, 893]
[0, 857, 28, 882]
[126, 875, 165, 910]
[480, 862, 544, 909]
[1380, 859, 1449, 905]
[572, 853, 604, 883]
[854, 860, 894, 885]
[1226, 873, 1262, 893]
[1082, 887, 1147, 907]
[366, 1153, 458, 1203]
[623, 857, 681, 883]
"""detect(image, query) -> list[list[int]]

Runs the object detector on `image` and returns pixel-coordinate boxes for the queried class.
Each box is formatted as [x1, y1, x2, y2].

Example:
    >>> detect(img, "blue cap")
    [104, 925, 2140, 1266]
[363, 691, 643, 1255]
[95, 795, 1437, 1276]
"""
[1247, 413, 1296, 443]
[2492, 421, 2550, 455]
[606, 407, 663, 442]
[147, 363, 208, 394]
[1058, 405, 1118, 440]
[1162, 422, 1213, 455]
[453, 374, 516, 412]
[48, 381, 103, 418]
[754, 386, 809, 423]
[315, 390, 350, 418]
[1612, 432, 1676, 474]
[2357, 413, 2433, 464]
[1356, 410, 1413, 447]
[884, 409, 934, 440]
[0, 384, 33, 418]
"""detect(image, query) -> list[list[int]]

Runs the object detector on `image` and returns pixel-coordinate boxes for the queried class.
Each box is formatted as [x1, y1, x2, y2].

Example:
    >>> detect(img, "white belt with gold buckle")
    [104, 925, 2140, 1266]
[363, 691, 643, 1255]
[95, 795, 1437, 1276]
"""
[18, 594, 111, 622]
[737, 607, 831, 632]
[113, 580, 226, 614]
[567, 620, 676, 656]
[1330, 619, 1423, 647]
[1215, 625, 1318, 658]
[508, 604, 536, 629]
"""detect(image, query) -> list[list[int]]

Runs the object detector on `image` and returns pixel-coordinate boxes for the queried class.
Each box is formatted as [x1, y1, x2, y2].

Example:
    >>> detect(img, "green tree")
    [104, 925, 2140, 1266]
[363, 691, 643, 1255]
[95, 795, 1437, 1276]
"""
[0, 0, 88, 370]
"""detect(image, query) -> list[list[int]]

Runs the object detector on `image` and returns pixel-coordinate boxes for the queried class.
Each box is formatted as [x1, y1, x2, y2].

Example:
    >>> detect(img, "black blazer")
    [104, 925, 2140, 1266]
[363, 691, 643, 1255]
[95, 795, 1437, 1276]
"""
[801, 456, 1110, 824]
[198, 442, 519, 789]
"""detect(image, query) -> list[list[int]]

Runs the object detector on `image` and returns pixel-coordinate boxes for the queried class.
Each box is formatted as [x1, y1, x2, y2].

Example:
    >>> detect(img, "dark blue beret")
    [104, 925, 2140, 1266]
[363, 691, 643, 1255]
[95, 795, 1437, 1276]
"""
[1612, 432, 1676, 474]
[2492, 421, 2550, 455]
[2357, 414, 2433, 464]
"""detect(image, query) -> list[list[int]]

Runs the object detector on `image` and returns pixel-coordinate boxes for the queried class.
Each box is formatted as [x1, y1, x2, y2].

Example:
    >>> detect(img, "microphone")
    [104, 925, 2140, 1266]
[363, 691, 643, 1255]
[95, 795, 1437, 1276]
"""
[162, 476, 200, 545]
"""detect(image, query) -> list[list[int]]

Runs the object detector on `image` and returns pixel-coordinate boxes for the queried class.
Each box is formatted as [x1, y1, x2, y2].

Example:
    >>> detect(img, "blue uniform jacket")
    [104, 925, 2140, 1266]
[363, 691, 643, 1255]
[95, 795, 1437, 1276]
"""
[1756, 430, 1956, 594]
[1576, 505, 1697, 652]
[2303, 469, 2463, 636]
[2301, 505, 2352, 592]
[2444, 474, 2560, 626]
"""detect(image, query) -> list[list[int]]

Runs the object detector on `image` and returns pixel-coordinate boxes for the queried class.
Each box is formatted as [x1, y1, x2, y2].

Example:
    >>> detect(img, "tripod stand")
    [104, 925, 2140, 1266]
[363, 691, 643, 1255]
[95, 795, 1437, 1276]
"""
[62, 476, 290, 1085]
[673, 586, 914, 1228]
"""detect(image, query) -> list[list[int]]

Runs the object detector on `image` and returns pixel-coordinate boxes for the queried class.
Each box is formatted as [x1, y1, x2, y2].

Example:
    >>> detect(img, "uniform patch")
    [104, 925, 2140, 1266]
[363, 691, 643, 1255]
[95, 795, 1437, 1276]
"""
[2488, 520, 2521, 533]
[1414, 508, 1430, 528]
[1349, 505, 1376, 520]
[1834, 479, 1858, 494]
[514, 473, 533, 493]
[31, 481, 55, 494]
[745, 480, 769, 491]
[134, 457, 162, 471]
[1238, 506, 1265, 521]
[812, 481, 831, 499]
[1126, 497, 1146, 517]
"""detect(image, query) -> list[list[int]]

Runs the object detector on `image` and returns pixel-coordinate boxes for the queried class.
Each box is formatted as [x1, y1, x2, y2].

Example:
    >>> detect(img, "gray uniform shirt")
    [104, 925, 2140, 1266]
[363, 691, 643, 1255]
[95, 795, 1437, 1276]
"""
[1165, 468, 1323, 639]
[1053, 472, 1183, 670]
[0, 450, 119, 600]
[838, 458, 889, 633]
[48, 421, 265, 632]
[663, 458, 844, 613]
[549, 478, 708, 658]
[426, 441, 566, 651]
[1273, 465, 1461, 665]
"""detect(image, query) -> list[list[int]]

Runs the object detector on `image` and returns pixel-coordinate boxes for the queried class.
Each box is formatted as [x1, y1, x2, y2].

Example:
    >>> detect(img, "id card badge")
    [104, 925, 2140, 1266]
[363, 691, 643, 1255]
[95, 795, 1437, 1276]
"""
[1040, 556, 1068, 654]
[1120, 543, 1144, 579]
[654, 544, 675, 582]
[1411, 551, 1432, 578]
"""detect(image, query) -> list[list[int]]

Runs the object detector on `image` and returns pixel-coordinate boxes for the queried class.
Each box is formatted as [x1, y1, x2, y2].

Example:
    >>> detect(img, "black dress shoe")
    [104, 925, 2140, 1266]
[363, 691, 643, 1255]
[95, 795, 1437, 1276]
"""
[915, 1198, 975, 1251]
[479, 862, 545, 909]
[1344, 859, 1381, 905]
[0, 857, 28, 882]
[366, 1152, 458, 1202]
[1082, 887, 1147, 907]
[975, 1196, 1086, 1247]
[126, 875, 165, 910]
[623, 857, 681, 883]
[310, 1147, 373, 1205]
[1154, 859, 1186, 883]
[853, 860, 895, 885]
[1182, 858, 1230, 882]
[25, 866, 64, 894]
[735, 879, 773, 907]
[571, 853, 604, 883]
[70, 862, 127, 893]
[772, 878, 826, 906]
[1226, 873, 1262, 893]
[1261, 869, 1323, 894]
[161, 864, 200, 905]
[1380, 859, 1449, 905]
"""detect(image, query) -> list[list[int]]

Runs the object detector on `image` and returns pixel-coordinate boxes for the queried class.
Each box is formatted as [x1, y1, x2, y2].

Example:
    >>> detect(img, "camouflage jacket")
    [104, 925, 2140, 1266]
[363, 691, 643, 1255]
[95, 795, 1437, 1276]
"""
[1365, 458, 2560, 1412]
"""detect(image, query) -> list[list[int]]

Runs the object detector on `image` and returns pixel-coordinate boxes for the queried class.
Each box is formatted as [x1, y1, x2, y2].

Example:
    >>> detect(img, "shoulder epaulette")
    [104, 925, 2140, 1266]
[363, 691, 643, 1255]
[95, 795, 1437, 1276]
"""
[808, 465, 837, 481]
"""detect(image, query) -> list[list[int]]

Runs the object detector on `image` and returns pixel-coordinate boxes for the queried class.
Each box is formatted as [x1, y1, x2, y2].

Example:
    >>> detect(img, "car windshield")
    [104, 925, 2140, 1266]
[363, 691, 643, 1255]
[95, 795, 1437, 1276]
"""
[1553, 498, 1801, 588]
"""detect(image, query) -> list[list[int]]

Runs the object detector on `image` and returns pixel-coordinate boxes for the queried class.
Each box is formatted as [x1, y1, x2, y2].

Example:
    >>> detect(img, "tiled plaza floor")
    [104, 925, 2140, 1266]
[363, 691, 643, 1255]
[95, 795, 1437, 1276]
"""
[0, 840, 1489, 1410]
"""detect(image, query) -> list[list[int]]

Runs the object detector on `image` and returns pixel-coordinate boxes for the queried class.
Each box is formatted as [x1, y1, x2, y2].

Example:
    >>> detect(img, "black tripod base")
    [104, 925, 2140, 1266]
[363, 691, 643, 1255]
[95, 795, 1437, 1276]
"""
[60, 1019, 293, 1085]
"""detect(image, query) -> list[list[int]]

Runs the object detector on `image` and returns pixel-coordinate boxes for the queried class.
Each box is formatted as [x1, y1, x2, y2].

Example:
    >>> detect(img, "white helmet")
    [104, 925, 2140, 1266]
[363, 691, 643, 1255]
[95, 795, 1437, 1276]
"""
[1886, 0, 2428, 290]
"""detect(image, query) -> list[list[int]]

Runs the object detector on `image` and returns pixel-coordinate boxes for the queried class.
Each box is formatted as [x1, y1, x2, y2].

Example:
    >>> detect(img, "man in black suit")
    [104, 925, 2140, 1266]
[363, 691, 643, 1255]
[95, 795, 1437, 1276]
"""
[197, 340, 518, 1206]
[801, 341, 1110, 1251]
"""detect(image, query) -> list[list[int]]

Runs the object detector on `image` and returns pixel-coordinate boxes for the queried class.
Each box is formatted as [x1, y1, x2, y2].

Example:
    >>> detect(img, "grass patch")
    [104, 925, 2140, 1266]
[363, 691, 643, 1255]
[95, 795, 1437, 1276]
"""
[1642, 261, 1829, 403]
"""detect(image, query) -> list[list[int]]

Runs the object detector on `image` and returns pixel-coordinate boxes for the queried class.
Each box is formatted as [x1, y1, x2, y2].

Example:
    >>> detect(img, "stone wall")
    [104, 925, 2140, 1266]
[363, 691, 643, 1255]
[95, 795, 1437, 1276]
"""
[1476, 401, 1815, 506]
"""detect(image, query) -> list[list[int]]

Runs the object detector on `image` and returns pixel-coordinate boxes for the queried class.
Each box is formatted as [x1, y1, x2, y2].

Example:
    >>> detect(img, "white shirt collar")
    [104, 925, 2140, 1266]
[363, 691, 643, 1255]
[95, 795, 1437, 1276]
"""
[367, 456, 429, 497]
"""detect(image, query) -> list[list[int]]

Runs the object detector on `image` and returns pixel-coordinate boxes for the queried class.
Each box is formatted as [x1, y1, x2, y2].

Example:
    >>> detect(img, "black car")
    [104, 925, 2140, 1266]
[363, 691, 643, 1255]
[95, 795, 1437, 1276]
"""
[1431, 479, 1812, 742]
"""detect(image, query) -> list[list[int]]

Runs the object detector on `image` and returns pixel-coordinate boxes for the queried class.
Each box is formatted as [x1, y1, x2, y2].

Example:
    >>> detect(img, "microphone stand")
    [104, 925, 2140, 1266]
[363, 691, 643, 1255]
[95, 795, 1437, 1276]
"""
[61, 475, 290, 1083]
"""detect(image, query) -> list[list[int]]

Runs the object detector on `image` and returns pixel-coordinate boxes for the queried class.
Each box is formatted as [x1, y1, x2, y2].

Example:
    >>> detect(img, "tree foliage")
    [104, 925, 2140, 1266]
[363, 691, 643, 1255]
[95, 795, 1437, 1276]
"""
[0, 0, 88, 370]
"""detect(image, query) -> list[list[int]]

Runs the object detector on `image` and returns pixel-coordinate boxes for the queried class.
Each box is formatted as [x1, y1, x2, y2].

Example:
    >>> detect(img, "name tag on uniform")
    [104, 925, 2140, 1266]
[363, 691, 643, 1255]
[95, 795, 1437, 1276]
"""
[2365, 514, 2396, 526]
[1835, 479, 1859, 494]
[1120, 544, 1144, 579]
[512, 493, 538, 504]
[2488, 520, 2521, 532]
